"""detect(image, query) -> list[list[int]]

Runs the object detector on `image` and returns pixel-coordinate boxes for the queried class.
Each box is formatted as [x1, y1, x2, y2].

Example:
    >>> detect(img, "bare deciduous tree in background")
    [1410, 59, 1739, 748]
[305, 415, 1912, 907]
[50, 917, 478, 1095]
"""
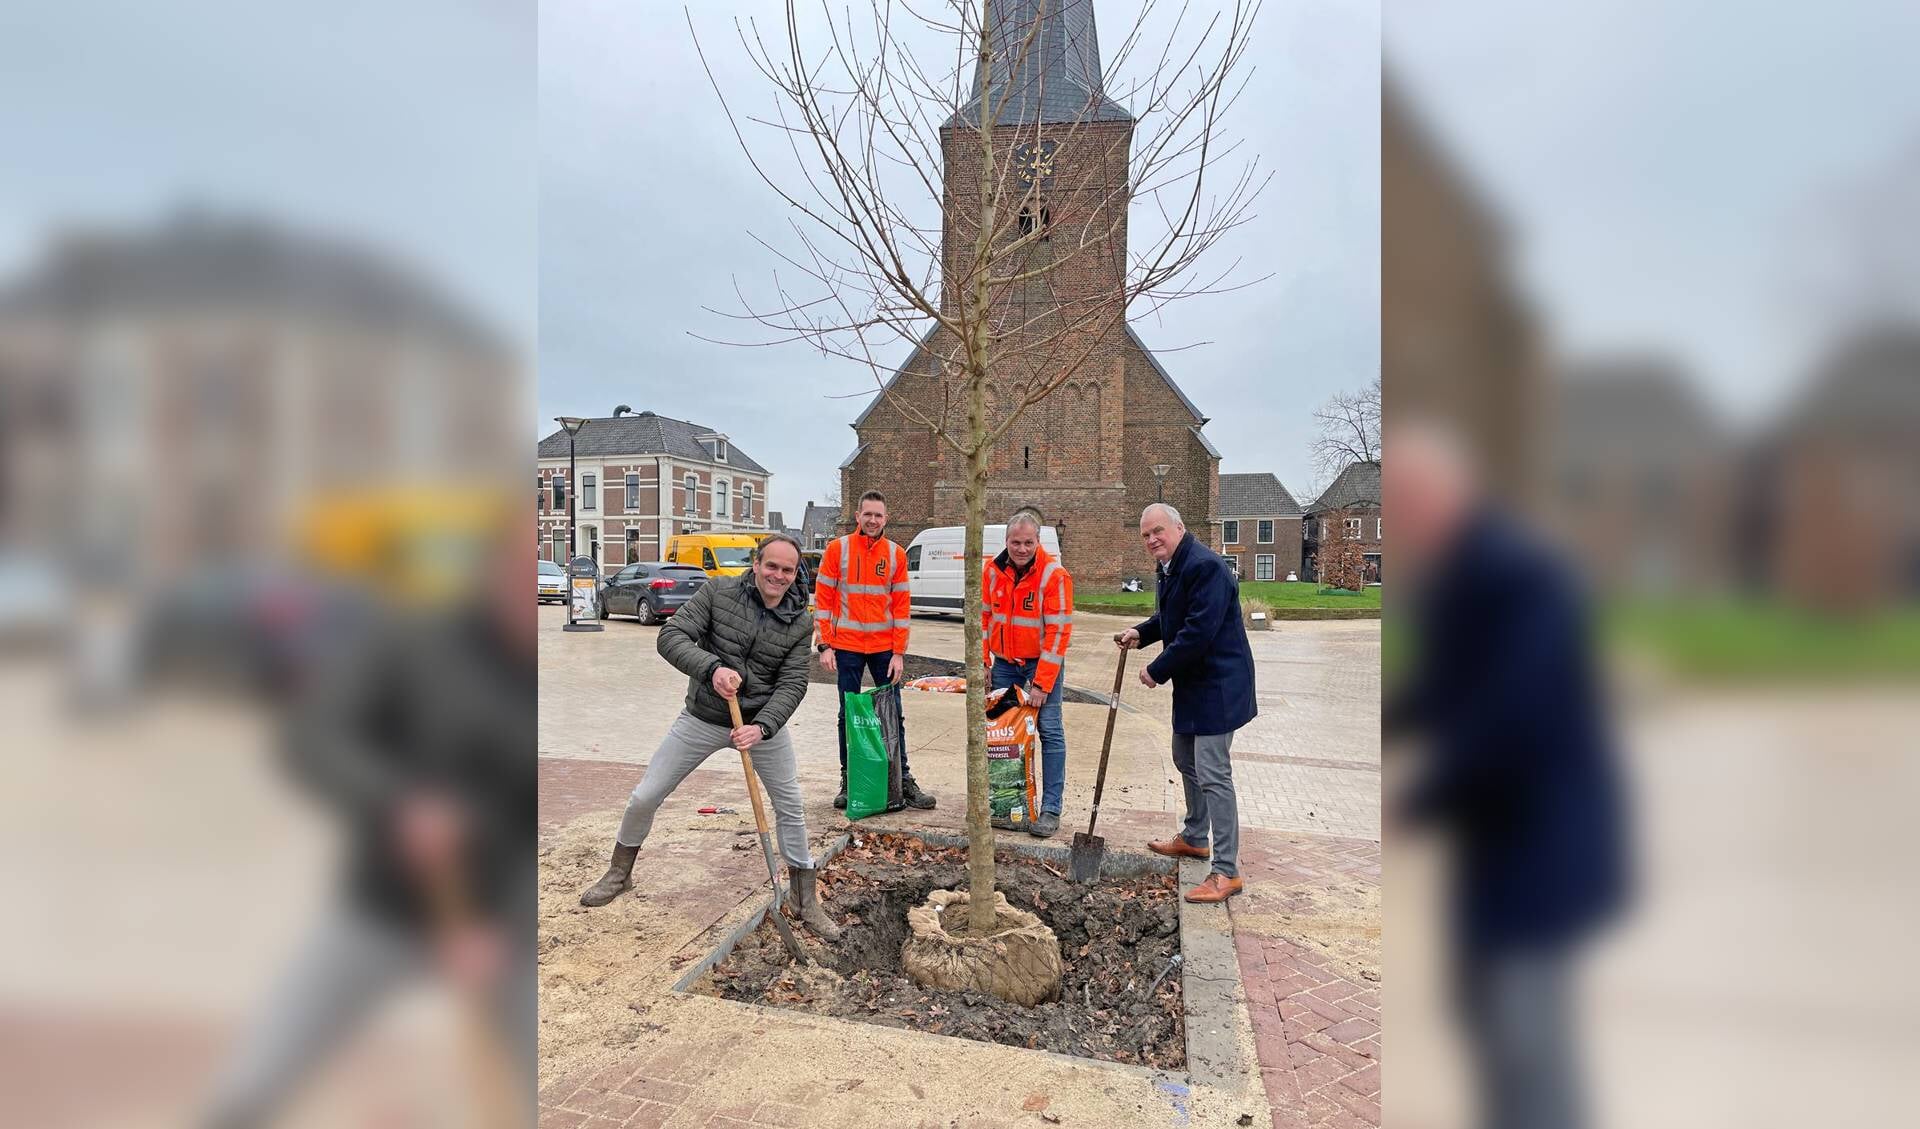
[692, 0, 1265, 932]
[1311, 377, 1381, 489]
[1317, 507, 1368, 593]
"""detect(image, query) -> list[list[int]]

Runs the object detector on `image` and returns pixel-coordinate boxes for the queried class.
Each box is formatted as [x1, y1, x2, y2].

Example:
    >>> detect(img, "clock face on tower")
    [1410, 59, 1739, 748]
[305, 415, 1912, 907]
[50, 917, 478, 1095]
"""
[1012, 140, 1058, 188]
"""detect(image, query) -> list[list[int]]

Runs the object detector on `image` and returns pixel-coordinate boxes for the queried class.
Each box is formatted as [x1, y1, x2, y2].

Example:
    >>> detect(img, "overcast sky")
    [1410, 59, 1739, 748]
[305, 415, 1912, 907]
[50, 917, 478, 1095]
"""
[1386, 1, 1920, 430]
[0, 0, 535, 350]
[539, 0, 1381, 517]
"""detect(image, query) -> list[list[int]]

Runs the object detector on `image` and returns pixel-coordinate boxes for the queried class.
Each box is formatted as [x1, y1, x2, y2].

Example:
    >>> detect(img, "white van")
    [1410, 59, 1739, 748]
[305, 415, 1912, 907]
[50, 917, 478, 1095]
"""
[905, 524, 1062, 615]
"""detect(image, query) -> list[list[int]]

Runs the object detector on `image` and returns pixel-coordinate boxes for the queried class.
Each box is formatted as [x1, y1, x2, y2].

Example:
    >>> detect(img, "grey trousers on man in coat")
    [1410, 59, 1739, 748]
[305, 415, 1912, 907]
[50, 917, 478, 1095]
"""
[617, 710, 814, 868]
[1172, 730, 1240, 879]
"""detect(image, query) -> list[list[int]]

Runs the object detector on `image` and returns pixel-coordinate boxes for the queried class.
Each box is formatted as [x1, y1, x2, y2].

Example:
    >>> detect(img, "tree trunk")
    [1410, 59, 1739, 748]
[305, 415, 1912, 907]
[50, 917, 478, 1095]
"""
[962, 375, 994, 932]
[962, 1, 1001, 935]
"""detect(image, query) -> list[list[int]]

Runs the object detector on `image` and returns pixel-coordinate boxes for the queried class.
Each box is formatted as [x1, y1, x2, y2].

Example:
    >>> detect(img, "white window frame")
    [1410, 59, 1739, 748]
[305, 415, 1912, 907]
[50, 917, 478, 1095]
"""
[626, 472, 640, 511]
[740, 482, 753, 522]
[1255, 554, 1276, 581]
[581, 473, 597, 512]
[1345, 517, 1363, 540]
[553, 472, 566, 511]
[1257, 519, 1274, 544]
[716, 438, 728, 463]
[715, 478, 730, 523]
[625, 525, 640, 559]
[1223, 519, 1239, 544]
[1226, 554, 1240, 577]
[684, 474, 698, 517]
[550, 530, 566, 562]
[1376, 517, 1383, 539]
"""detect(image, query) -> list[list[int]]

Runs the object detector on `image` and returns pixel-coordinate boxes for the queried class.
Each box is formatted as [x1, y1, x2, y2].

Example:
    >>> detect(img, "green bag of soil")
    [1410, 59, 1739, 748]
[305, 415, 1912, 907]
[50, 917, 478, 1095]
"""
[845, 682, 905, 819]
[985, 686, 1040, 830]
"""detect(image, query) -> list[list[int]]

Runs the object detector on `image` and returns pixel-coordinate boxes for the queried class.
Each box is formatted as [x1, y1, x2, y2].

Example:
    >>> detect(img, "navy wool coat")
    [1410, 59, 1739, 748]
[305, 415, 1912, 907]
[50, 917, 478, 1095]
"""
[1133, 532, 1258, 736]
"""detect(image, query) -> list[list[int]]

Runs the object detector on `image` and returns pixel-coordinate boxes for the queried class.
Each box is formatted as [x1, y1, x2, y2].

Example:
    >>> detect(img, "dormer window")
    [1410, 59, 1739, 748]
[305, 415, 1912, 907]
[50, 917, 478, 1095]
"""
[716, 438, 728, 462]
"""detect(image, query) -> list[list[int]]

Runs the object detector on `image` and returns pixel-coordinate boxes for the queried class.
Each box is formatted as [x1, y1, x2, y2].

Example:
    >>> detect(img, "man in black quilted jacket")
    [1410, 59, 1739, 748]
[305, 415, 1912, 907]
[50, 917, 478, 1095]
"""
[578, 532, 838, 939]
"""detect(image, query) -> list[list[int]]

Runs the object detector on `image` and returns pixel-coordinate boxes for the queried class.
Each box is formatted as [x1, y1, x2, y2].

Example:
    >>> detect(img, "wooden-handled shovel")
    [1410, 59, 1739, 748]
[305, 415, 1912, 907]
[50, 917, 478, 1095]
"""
[729, 696, 809, 964]
[1069, 647, 1128, 882]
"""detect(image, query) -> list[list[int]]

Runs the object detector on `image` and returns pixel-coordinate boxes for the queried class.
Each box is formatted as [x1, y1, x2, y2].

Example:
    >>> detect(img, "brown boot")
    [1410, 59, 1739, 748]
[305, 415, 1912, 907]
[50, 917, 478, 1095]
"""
[579, 842, 639, 907]
[1184, 873, 1244, 903]
[1147, 837, 1211, 861]
[789, 867, 841, 940]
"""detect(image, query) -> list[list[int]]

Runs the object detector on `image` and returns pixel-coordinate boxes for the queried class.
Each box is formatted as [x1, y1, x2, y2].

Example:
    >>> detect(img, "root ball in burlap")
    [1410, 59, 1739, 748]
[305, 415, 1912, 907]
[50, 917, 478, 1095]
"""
[900, 889, 1062, 1006]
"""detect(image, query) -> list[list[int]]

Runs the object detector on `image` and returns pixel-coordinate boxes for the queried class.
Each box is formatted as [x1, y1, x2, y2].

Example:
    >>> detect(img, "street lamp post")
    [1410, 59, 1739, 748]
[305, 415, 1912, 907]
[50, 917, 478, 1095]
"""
[1151, 463, 1172, 503]
[556, 416, 602, 632]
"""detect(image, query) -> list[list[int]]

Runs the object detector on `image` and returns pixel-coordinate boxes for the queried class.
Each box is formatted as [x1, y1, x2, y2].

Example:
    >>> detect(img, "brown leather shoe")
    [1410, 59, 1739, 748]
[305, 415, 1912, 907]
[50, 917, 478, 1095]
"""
[1147, 837, 1210, 860]
[1183, 873, 1245, 903]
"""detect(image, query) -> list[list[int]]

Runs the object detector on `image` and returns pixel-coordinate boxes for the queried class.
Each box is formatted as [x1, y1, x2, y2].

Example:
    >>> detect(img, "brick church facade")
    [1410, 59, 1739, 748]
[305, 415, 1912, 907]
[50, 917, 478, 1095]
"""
[836, 0, 1221, 588]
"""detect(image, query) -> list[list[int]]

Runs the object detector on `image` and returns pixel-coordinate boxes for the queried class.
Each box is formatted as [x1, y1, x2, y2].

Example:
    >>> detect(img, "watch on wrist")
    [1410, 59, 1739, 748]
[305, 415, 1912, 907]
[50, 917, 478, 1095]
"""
[816, 643, 829, 654]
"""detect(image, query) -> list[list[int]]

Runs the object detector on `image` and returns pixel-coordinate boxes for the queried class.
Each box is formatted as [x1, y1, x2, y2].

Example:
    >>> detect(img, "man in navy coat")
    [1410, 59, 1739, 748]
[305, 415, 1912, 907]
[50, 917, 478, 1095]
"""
[1389, 425, 1629, 1129]
[1116, 503, 1257, 903]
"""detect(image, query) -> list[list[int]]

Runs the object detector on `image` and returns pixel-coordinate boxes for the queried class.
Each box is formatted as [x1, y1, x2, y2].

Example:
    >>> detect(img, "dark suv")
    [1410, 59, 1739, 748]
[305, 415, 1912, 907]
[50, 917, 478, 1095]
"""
[599, 562, 708, 625]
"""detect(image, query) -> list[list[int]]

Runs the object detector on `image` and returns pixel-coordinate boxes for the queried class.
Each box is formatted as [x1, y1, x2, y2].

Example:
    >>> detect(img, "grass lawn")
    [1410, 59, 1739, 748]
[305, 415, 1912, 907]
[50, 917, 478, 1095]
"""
[1078, 580, 1381, 613]
[1605, 600, 1920, 680]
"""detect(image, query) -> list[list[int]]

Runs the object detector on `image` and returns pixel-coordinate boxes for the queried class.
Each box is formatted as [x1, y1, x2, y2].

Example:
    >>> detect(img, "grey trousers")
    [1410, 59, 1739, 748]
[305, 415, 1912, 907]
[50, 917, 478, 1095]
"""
[200, 904, 535, 1129]
[1172, 730, 1240, 879]
[617, 710, 814, 869]
[1459, 947, 1587, 1129]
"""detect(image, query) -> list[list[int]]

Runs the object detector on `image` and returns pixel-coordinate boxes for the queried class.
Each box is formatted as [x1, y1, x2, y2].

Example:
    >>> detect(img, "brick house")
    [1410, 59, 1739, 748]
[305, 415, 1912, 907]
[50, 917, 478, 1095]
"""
[798, 502, 840, 551]
[1302, 461, 1383, 584]
[1218, 473, 1304, 582]
[1549, 358, 1735, 594]
[836, 0, 1223, 587]
[1763, 325, 1920, 609]
[0, 213, 516, 579]
[536, 410, 770, 567]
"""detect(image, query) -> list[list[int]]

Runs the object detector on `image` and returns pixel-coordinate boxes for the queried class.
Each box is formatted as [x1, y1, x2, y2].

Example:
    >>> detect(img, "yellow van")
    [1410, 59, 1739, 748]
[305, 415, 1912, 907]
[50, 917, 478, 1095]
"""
[663, 532, 763, 577]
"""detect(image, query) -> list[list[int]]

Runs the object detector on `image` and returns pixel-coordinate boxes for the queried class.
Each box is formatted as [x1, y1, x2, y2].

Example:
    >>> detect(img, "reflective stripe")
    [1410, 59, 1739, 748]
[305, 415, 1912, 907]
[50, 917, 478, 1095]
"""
[1039, 561, 1060, 591]
[834, 619, 896, 633]
[889, 581, 912, 592]
[835, 538, 851, 625]
[843, 583, 890, 594]
[1037, 653, 1064, 667]
[1042, 613, 1076, 625]
[1010, 615, 1043, 627]
[814, 610, 832, 620]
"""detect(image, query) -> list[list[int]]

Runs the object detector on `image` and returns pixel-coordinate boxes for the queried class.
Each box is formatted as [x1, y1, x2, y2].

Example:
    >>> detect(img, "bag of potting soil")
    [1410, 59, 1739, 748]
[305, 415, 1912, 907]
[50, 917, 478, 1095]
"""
[984, 686, 1039, 829]
[845, 682, 905, 819]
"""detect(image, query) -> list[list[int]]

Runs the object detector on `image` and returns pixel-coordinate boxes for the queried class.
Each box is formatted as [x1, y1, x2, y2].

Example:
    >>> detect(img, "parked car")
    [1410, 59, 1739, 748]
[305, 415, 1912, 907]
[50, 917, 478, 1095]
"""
[904, 524, 1061, 616]
[663, 532, 760, 577]
[537, 558, 567, 603]
[599, 562, 708, 625]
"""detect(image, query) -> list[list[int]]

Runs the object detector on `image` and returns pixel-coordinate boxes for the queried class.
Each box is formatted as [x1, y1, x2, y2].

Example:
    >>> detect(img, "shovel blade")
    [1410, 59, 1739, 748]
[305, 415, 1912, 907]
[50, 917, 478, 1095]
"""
[1068, 832, 1105, 883]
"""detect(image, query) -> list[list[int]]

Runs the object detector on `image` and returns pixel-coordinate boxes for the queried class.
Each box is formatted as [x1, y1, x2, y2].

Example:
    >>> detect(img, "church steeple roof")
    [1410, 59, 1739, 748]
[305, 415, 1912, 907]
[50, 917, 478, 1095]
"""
[948, 0, 1133, 127]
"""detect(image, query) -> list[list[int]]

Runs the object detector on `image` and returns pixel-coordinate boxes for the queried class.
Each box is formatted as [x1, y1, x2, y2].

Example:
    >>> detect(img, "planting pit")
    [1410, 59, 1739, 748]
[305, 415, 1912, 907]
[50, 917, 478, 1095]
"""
[689, 831, 1187, 1069]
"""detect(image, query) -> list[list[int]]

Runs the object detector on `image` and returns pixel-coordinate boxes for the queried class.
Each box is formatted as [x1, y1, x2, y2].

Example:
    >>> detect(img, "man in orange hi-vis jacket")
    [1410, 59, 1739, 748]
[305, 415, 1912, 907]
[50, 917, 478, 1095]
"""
[982, 508, 1073, 838]
[816, 490, 936, 811]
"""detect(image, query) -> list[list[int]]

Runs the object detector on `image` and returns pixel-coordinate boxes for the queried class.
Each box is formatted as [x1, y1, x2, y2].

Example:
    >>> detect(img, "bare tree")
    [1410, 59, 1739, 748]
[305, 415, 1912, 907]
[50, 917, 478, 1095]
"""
[1316, 507, 1368, 593]
[1310, 378, 1381, 486]
[692, 0, 1265, 932]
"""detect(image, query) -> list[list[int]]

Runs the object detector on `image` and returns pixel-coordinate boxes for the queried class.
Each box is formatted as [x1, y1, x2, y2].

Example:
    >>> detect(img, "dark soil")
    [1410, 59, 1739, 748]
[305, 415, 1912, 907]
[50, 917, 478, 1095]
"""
[807, 652, 1109, 706]
[698, 832, 1185, 1069]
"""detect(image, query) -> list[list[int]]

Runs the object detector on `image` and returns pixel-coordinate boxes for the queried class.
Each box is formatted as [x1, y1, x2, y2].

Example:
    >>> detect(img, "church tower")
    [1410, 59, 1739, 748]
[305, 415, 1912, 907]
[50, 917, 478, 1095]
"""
[842, 0, 1222, 585]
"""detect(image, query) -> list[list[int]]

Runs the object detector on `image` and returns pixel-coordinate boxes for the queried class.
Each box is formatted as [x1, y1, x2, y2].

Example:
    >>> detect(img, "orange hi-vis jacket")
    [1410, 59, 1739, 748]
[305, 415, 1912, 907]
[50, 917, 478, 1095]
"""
[814, 532, 912, 654]
[981, 545, 1074, 693]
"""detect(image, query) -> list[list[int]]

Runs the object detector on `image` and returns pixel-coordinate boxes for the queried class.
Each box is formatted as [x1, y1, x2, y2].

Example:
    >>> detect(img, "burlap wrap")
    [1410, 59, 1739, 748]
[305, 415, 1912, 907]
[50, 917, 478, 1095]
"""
[900, 889, 1062, 1006]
